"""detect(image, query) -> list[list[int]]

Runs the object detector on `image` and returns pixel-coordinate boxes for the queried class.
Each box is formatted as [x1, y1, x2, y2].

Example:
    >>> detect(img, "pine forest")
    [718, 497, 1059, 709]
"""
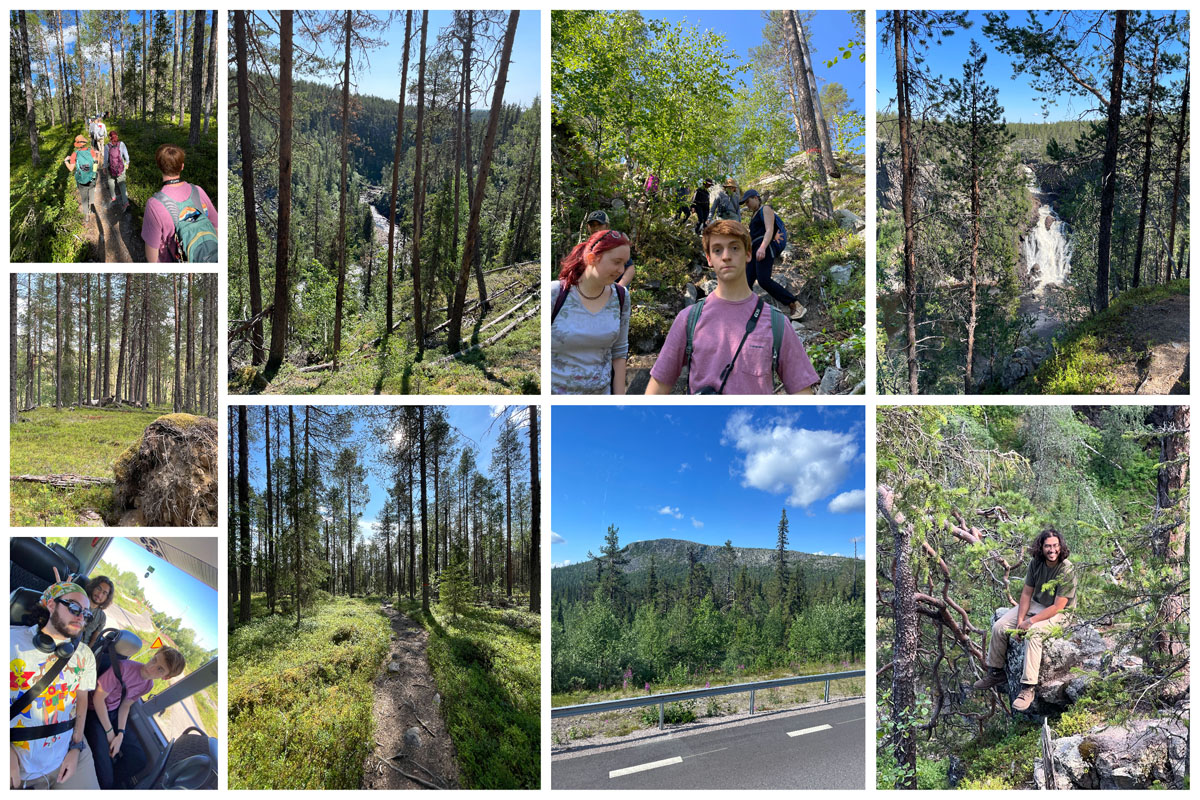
[228, 11, 541, 396]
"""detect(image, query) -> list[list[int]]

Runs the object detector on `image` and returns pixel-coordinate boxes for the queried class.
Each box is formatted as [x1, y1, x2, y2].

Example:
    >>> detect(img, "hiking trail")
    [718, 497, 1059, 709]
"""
[82, 175, 144, 263]
[1106, 293, 1190, 394]
[361, 602, 460, 790]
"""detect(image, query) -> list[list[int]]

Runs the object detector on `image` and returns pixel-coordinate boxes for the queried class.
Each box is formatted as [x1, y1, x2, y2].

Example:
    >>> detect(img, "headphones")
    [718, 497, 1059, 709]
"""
[33, 630, 78, 659]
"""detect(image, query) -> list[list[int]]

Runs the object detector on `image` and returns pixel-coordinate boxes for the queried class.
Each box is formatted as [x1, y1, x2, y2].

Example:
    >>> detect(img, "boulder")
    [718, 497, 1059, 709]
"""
[685, 283, 699, 306]
[113, 414, 218, 527]
[828, 263, 854, 286]
[833, 209, 863, 232]
[700, 279, 718, 296]
[1034, 718, 1189, 789]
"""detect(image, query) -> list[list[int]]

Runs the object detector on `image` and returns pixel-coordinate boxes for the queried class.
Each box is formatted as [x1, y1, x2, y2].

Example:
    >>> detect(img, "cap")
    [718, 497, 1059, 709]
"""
[739, 189, 761, 205]
[585, 210, 610, 225]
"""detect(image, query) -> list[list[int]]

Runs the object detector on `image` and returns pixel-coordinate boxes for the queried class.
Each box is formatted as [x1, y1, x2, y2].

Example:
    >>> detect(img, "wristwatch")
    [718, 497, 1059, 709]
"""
[68, 740, 87, 753]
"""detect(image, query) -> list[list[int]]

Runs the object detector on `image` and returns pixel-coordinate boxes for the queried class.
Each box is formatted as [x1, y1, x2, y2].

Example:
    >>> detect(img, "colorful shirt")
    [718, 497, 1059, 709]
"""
[550, 282, 629, 395]
[651, 292, 819, 394]
[1025, 558, 1077, 609]
[97, 659, 155, 712]
[141, 182, 219, 263]
[9, 625, 97, 781]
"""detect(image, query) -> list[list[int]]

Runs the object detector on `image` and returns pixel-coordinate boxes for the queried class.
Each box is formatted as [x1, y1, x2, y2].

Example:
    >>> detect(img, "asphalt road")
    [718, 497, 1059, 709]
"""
[552, 700, 865, 790]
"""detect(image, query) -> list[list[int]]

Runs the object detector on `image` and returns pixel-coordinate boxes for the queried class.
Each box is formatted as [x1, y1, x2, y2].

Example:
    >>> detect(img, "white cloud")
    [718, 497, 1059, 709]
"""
[722, 411, 860, 508]
[550, 531, 565, 544]
[678, 462, 690, 473]
[357, 519, 377, 538]
[691, 517, 704, 528]
[658, 505, 683, 519]
[828, 489, 866, 514]
[832, 552, 843, 557]
[551, 559, 572, 568]
[815, 551, 826, 555]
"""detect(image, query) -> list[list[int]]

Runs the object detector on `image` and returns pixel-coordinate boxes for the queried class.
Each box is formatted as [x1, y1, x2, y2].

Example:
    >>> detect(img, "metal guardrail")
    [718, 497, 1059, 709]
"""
[551, 669, 865, 730]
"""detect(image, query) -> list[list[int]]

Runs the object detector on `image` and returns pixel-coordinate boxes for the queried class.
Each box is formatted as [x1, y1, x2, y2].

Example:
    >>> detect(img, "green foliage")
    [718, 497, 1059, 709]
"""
[639, 699, 696, 726]
[228, 596, 390, 789]
[402, 600, 540, 789]
[958, 722, 1041, 788]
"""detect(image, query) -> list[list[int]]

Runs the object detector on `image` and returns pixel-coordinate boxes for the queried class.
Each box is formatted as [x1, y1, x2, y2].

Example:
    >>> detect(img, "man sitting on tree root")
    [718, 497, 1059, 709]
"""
[973, 527, 1076, 711]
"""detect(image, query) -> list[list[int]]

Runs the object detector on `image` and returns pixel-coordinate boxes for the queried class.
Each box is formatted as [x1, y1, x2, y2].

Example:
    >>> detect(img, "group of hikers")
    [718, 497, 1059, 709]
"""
[11, 576, 187, 789]
[551, 181, 816, 395]
[62, 115, 218, 263]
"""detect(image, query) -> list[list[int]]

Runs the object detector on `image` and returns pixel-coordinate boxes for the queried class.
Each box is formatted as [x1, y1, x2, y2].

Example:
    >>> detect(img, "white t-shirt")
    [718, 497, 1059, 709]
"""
[9, 625, 97, 781]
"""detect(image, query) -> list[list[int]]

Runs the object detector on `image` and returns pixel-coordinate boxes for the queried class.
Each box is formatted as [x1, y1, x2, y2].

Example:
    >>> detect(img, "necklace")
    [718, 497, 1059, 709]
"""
[577, 283, 606, 300]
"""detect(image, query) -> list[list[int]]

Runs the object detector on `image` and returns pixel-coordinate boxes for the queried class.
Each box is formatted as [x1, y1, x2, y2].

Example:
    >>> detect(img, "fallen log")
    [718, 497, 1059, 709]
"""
[227, 303, 274, 342]
[12, 474, 115, 488]
[429, 304, 540, 366]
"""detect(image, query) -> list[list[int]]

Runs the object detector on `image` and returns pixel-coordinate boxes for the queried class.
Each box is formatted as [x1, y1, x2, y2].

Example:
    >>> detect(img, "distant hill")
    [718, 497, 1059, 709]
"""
[551, 537, 857, 598]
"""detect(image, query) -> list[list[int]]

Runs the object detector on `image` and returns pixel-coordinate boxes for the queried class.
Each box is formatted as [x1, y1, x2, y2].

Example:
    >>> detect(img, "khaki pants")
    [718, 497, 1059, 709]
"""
[16, 739, 100, 790]
[986, 601, 1067, 685]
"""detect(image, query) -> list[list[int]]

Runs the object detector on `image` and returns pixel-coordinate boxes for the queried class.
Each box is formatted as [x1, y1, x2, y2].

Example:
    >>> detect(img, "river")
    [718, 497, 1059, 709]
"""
[1018, 165, 1073, 342]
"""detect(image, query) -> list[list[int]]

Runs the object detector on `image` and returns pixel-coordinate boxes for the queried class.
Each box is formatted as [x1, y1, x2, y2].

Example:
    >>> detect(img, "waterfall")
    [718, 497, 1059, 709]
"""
[1021, 168, 1072, 289]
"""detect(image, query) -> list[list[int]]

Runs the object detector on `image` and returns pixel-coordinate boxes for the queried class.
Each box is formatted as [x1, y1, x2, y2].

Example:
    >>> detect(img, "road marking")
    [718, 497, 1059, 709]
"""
[787, 724, 833, 737]
[682, 748, 728, 760]
[609, 756, 683, 779]
[835, 717, 866, 725]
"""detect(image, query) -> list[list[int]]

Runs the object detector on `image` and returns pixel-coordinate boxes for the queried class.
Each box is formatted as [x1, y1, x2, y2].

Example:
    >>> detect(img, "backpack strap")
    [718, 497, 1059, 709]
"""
[614, 283, 627, 313]
[769, 306, 784, 376]
[152, 190, 179, 220]
[684, 298, 706, 374]
[550, 283, 569, 324]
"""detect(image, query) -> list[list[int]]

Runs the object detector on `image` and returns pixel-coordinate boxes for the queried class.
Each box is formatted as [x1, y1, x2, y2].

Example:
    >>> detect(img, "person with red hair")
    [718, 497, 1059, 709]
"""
[550, 229, 632, 394]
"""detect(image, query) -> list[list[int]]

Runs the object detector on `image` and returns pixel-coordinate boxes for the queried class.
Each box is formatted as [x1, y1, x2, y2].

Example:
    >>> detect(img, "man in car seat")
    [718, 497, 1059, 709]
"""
[9, 582, 100, 789]
[85, 648, 186, 788]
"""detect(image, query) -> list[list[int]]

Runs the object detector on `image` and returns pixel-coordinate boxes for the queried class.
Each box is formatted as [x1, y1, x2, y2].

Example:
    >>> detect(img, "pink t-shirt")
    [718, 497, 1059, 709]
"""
[97, 659, 155, 711]
[651, 293, 819, 394]
[141, 182, 219, 263]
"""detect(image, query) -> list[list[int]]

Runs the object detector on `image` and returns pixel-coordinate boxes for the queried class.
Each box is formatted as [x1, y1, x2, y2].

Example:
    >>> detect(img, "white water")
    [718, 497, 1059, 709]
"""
[1020, 168, 1072, 290]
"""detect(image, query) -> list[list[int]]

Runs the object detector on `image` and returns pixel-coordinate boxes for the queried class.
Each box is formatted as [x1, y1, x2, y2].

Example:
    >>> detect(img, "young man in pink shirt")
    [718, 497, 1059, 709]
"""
[140, 143, 218, 262]
[84, 647, 186, 788]
[646, 220, 818, 395]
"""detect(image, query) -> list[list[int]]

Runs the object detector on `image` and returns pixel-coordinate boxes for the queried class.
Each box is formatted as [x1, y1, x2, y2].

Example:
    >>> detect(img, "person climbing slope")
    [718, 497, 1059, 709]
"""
[102, 130, 130, 213]
[141, 144, 219, 263]
[742, 189, 806, 320]
[64, 134, 102, 216]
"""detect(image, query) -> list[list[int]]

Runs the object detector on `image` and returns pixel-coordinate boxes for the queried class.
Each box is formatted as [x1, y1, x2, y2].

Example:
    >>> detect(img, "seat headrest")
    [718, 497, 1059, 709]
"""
[10, 587, 43, 627]
[11, 538, 78, 584]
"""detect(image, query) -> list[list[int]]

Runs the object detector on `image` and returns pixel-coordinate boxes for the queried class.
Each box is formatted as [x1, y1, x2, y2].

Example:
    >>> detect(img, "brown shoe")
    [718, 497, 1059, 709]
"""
[1013, 685, 1036, 711]
[972, 669, 1006, 690]
[789, 301, 807, 321]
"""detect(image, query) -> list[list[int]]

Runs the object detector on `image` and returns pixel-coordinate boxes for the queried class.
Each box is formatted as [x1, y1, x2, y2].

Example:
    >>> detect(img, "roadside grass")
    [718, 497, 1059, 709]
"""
[551, 661, 865, 742]
[10, 405, 168, 525]
[228, 595, 389, 789]
[1029, 280, 1188, 394]
[399, 599, 541, 789]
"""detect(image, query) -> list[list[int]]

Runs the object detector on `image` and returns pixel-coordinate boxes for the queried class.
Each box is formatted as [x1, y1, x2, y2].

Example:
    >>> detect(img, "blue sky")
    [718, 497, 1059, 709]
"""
[654, 10, 866, 116]
[103, 537, 217, 651]
[281, 11, 540, 108]
[551, 406, 866, 568]
[246, 405, 531, 551]
[876, 11, 1189, 123]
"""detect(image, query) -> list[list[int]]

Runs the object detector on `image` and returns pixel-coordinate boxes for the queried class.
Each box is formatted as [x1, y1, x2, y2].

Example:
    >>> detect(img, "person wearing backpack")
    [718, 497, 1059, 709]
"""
[94, 117, 107, 150]
[63, 134, 102, 215]
[646, 219, 818, 395]
[550, 229, 631, 394]
[102, 130, 131, 213]
[742, 189, 805, 320]
[584, 210, 635, 288]
[141, 144, 219, 263]
[9, 582, 101, 789]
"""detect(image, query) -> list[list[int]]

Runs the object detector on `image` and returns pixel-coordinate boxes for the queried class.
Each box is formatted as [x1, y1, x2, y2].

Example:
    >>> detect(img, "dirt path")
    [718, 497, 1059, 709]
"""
[1106, 293, 1189, 394]
[361, 602, 460, 790]
[83, 176, 144, 263]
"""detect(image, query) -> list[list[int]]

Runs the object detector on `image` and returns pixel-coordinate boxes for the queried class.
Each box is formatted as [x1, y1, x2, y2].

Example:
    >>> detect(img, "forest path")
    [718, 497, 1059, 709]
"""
[84, 176, 143, 263]
[361, 602, 460, 790]
[1108, 293, 1189, 394]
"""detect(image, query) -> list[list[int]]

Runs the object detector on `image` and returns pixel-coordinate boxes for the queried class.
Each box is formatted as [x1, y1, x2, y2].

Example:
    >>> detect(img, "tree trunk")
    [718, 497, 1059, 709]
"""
[238, 405, 252, 623]
[1166, 67, 1188, 281]
[142, 11, 148, 120]
[447, 12, 519, 353]
[10, 275, 17, 424]
[1132, 38, 1160, 288]
[333, 11, 351, 371]
[529, 406, 540, 612]
[879, 485, 918, 788]
[266, 11, 294, 375]
[188, 11, 205, 145]
[202, 9, 217, 135]
[385, 13, 412, 337]
[785, 12, 834, 220]
[794, 14, 840, 178]
[19, 12, 39, 167]
[234, 12, 264, 365]
[894, 12, 919, 393]
[172, 11, 180, 124]
[54, 274, 61, 408]
[1150, 406, 1188, 665]
[1096, 11, 1127, 311]
[410, 13, 430, 356]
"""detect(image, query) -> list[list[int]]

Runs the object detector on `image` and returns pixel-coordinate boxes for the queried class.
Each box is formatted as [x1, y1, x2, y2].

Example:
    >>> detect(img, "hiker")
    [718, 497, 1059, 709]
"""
[94, 117, 107, 150]
[706, 179, 740, 225]
[141, 144, 219, 263]
[102, 131, 130, 213]
[80, 576, 115, 649]
[584, 210, 634, 288]
[741, 189, 805, 320]
[64, 134, 102, 215]
[84, 648, 186, 789]
[551, 229, 631, 394]
[973, 527, 1076, 712]
[646, 220, 818, 395]
[9, 582, 100, 789]
[690, 179, 713, 234]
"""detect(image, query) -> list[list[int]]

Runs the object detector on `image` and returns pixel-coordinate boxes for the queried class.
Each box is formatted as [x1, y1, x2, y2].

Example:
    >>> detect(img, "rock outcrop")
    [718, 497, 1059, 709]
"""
[1034, 716, 1189, 789]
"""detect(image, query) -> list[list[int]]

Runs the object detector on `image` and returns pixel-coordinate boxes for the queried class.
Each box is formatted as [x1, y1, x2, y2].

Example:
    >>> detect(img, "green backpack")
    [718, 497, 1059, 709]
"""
[152, 185, 218, 263]
[74, 149, 96, 185]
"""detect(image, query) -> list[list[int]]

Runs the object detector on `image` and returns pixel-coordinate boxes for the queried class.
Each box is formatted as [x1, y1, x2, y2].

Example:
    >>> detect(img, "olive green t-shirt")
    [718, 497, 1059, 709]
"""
[1024, 557, 1077, 609]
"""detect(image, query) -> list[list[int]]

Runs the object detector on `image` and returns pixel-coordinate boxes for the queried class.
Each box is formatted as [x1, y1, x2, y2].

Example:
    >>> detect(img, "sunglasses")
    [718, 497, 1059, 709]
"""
[57, 599, 94, 622]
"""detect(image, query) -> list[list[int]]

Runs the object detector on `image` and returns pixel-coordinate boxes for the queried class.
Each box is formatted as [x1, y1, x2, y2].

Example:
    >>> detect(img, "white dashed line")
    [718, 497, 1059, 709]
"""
[609, 756, 684, 779]
[787, 724, 833, 737]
